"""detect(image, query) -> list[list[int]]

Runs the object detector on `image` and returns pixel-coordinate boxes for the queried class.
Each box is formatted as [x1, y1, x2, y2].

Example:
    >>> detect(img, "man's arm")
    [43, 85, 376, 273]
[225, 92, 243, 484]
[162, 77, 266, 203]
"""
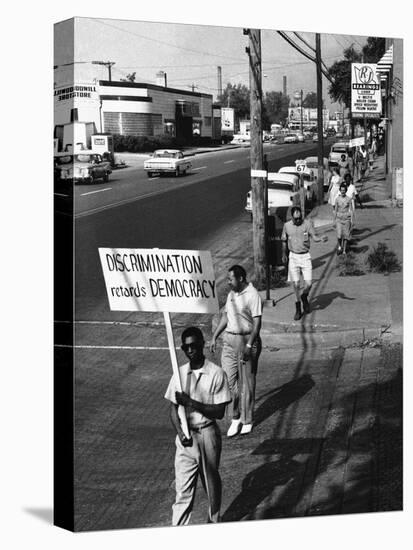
[309, 221, 328, 243]
[210, 311, 228, 353]
[243, 316, 262, 361]
[175, 393, 227, 420]
[281, 224, 288, 263]
[170, 403, 192, 446]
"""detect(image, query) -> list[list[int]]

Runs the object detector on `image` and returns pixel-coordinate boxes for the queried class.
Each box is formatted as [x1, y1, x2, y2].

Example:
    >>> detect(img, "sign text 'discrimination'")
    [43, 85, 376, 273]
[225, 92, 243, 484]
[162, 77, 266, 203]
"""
[99, 248, 219, 313]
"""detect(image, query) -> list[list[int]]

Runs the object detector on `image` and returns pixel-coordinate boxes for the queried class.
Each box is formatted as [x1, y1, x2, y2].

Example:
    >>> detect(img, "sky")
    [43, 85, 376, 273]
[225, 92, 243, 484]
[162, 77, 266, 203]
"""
[54, 17, 377, 114]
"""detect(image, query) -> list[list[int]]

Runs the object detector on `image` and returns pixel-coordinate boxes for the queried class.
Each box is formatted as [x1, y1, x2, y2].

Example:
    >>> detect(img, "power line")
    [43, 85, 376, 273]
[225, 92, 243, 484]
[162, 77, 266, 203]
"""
[93, 19, 246, 63]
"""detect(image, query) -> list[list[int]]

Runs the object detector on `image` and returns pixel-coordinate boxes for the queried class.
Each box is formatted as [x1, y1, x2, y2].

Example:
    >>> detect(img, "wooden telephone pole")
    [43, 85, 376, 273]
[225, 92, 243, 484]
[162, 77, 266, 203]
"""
[245, 28, 266, 288]
[315, 33, 324, 205]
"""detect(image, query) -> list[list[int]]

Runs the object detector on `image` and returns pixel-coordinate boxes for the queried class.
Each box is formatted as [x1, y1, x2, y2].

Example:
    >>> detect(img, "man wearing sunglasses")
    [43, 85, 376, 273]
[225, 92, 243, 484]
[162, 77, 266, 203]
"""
[164, 326, 231, 526]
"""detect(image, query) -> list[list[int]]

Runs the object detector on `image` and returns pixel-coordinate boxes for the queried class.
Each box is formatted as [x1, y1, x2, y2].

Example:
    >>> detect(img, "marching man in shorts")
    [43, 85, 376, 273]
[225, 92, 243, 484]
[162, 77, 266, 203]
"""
[281, 206, 328, 320]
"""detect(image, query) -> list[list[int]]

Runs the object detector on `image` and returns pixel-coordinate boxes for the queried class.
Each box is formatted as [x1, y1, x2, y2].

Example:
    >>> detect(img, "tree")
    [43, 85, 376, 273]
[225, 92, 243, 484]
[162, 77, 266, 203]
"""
[262, 91, 289, 129]
[221, 83, 250, 119]
[362, 37, 386, 63]
[302, 92, 324, 109]
[328, 45, 362, 108]
[121, 72, 136, 83]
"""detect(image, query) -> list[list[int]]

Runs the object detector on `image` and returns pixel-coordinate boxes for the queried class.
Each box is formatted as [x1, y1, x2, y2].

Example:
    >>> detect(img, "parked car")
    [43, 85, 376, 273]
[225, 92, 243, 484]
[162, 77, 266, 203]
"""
[143, 149, 192, 177]
[328, 141, 351, 167]
[55, 151, 112, 184]
[230, 134, 251, 146]
[312, 134, 318, 143]
[304, 156, 330, 191]
[335, 131, 344, 139]
[245, 173, 300, 214]
[278, 165, 317, 203]
[284, 133, 299, 144]
[297, 133, 305, 143]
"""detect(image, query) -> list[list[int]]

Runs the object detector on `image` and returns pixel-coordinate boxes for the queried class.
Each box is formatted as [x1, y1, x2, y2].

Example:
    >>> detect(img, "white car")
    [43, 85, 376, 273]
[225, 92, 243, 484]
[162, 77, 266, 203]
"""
[284, 134, 299, 144]
[143, 149, 192, 177]
[278, 166, 317, 202]
[245, 173, 300, 214]
[297, 133, 305, 143]
[328, 142, 351, 167]
[304, 156, 330, 190]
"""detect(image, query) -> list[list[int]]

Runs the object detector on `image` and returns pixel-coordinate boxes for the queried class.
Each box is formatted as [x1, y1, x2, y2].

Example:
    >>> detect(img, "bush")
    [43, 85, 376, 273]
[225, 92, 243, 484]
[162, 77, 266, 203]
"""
[113, 133, 179, 153]
[366, 242, 401, 273]
[336, 251, 365, 276]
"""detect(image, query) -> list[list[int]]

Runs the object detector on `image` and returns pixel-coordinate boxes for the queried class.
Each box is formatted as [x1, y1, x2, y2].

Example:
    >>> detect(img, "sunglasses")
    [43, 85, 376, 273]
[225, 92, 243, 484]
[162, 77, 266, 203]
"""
[181, 342, 203, 352]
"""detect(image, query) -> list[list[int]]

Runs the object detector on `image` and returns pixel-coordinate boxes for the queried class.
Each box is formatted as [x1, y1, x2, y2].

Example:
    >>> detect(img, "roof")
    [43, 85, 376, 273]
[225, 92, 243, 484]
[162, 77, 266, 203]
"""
[268, 172, 299, 183]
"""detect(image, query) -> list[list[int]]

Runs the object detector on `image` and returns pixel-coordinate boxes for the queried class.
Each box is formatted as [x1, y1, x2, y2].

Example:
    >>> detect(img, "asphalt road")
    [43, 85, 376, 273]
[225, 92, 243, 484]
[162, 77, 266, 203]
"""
[67, 141, 332, 317]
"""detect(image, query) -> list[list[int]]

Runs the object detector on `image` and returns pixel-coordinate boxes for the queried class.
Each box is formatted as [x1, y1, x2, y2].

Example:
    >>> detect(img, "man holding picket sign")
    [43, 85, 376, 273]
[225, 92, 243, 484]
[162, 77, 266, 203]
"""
[98, 247, 228, 526]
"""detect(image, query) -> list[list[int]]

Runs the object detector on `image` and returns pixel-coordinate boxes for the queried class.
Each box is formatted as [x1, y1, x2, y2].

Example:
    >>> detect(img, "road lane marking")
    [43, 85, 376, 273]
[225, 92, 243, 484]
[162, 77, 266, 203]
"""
[192, 166, 207, 171]
[224, 160, 235, 164]
[55, 344, 181, 351]
[81, 187, 112, 196]
[54, 193, 69, 198]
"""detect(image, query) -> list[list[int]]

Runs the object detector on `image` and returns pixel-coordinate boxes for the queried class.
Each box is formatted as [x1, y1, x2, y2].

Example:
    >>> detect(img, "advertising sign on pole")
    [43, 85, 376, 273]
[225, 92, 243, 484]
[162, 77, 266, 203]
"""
[221, 107, 234, 132]
[351, 63, 382, 118]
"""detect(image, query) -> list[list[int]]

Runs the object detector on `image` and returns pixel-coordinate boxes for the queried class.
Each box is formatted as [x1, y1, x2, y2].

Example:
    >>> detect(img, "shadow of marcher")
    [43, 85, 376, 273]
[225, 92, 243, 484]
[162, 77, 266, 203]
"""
[310, 291, 355, 311]
[254, 374, 315, 428]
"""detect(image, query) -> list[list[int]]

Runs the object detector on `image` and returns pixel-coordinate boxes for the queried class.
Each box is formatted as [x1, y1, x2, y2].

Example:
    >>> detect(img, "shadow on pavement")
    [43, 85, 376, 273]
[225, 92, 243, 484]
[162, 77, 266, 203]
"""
[222, 346, 402, 523]
[310, 291, 355, 311]
[254, 374, 315, 428]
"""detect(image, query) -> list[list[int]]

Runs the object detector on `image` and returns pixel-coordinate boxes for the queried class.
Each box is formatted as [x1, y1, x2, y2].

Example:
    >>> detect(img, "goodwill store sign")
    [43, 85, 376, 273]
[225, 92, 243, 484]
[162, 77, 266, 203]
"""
[99, 248, 219, 313]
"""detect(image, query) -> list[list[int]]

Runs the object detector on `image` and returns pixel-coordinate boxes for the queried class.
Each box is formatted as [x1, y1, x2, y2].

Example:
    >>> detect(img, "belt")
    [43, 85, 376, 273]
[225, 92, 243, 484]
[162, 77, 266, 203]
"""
[290, 251, 310, 255]
[189, 421, 216, 433]
[226, 331, 251, 336]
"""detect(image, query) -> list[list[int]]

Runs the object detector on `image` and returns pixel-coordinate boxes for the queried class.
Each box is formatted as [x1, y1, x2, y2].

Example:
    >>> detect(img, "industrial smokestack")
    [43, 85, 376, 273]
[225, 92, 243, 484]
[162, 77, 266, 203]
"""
[156, 71, 167, 87]
[217, 66, 222, 103]
[283, 75, 287, 96]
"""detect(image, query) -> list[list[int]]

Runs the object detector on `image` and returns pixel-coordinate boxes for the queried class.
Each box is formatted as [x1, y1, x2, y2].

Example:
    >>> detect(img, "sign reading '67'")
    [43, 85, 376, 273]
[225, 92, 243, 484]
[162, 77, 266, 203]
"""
[351, 63, 382, 117]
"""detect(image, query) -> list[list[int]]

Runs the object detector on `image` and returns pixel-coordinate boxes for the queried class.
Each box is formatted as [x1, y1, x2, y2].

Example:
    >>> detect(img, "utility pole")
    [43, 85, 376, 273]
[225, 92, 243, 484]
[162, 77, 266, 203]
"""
[92, 61, 116, 81]
[300, 89, 303, 133]
[315, 33, 324, 205]
[245, 28, 267, 288]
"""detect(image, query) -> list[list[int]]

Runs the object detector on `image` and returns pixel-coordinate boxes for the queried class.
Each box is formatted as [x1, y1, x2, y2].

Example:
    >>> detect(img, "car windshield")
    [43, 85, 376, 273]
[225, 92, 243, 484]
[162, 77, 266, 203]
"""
[75, 154, 94, 162]
[55, 155, 73, 165]
[153, 152, 179, 158]
[268, 182, 294, 191]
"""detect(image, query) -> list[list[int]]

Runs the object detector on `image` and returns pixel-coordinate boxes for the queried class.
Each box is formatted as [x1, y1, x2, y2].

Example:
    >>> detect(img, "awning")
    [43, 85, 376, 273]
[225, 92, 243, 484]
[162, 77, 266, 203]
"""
[376, 44, 393, 81]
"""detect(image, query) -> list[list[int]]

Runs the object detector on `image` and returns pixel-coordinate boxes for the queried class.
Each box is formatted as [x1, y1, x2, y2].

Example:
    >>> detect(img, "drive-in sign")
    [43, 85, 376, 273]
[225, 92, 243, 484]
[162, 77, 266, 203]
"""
[99, 248, 219, 313]
[351, 63, 382, 117]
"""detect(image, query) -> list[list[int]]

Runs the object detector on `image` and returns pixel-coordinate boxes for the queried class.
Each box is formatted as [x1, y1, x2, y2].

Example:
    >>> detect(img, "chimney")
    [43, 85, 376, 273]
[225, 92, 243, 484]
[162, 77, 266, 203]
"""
[156, 71, 167, 87]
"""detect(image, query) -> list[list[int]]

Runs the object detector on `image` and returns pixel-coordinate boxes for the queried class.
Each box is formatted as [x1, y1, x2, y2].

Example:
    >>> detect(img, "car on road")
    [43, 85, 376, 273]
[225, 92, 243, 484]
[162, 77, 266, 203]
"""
[328, 141, 351, 167]
[297, 133, 305, 142]
[312, 134, 319, 143]
[55, 151, 112, 184]
[284, 133, 299, 144]
[245, 173, 300, 215]
[278, 165, 318, 203]
[143, 149, 192, 177]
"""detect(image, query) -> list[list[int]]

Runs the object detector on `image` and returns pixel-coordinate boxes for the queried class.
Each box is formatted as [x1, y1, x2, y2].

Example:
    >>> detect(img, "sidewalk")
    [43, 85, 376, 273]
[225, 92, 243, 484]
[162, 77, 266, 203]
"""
[261, 155, 403, 348]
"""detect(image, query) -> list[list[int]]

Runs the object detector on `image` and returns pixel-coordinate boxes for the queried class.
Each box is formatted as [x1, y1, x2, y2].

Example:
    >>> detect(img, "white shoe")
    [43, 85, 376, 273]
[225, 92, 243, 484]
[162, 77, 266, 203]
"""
[240, 424, 253, 435]
[227, 419, 241, 437]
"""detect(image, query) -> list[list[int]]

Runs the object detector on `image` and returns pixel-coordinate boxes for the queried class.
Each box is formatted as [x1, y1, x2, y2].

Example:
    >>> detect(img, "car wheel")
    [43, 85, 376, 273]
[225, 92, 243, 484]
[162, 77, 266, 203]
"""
[175, 167, 180, 177]
[147, 172, 153, 178]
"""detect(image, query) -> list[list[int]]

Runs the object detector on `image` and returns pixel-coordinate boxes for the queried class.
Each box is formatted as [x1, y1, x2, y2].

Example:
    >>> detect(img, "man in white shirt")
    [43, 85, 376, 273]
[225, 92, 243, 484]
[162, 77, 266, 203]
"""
[210, 265, 262, 437]
[165, 326, 231, 526]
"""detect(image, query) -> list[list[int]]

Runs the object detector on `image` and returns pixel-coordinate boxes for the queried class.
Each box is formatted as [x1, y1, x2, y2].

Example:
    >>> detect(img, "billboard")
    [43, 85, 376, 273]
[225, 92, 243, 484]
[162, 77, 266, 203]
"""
[221, 107, 234, 131]
[351, 63, 382, 117]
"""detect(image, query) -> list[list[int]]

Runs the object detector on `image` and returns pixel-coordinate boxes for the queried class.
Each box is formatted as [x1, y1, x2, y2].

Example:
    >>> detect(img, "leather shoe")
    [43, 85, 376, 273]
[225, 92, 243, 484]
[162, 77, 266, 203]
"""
[227, 419, 241, 437]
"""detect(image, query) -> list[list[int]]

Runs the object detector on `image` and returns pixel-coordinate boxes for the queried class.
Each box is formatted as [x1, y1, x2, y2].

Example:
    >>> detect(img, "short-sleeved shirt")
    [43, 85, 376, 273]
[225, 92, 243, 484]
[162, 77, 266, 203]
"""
[281, 219, 316, 254]
[164, 359, 231, 428]
[224, 282, 262, 334]
[335, 194, 352, 220]
[346, 183, 357, 198]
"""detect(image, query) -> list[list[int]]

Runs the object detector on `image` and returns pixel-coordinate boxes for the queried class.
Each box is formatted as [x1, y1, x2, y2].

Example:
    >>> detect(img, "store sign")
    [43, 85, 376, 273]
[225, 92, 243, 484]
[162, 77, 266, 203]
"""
[221, 107, 234, 132]
[351, 63, 382, 117]
[54, 83, 100, 104]
[99, 248, 219, 313]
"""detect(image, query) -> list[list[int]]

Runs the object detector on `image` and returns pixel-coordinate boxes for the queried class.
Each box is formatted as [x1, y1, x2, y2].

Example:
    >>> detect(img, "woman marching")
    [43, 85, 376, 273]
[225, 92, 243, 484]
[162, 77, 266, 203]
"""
[328, 167, 341, 211]
[334, 182, 354, 256]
